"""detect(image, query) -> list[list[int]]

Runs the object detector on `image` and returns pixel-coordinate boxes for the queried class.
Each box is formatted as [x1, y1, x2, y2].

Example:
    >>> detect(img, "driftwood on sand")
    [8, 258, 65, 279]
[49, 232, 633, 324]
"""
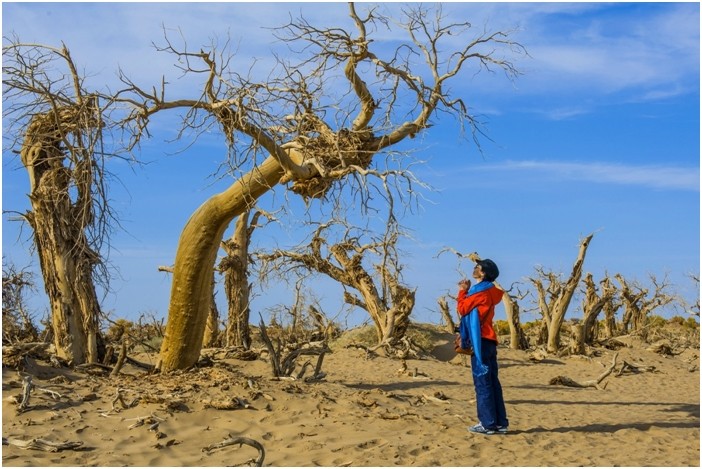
[202, 435, 265, 467]
[2, 437, 83, 452]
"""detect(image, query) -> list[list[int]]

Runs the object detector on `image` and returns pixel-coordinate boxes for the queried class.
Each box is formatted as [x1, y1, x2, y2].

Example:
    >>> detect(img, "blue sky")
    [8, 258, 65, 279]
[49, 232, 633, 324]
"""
[2, 2, 700, 329]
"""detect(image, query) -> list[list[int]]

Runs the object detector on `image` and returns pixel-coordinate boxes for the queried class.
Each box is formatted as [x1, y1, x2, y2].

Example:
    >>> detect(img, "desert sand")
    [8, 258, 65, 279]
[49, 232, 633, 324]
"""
[2, 325, 699, 467]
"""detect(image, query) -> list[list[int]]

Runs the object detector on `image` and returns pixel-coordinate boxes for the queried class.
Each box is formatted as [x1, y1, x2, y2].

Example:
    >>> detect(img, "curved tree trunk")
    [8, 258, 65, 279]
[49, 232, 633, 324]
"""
[21, 111, 102, 365]
[157, 156, 284, 372]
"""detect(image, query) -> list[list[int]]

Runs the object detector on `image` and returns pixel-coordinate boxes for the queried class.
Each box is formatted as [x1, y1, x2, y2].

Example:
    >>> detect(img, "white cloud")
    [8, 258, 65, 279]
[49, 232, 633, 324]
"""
[520, 4, 699, 96]
[482, 160, 700, 191]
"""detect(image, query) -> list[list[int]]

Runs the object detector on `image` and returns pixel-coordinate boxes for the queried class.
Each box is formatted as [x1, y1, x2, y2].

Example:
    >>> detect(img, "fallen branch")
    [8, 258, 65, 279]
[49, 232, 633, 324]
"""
[549, 352, 619, 390]
[202, 435, 265, 467]
[616, 360, 657, 376]
[2, 436, 82, 452]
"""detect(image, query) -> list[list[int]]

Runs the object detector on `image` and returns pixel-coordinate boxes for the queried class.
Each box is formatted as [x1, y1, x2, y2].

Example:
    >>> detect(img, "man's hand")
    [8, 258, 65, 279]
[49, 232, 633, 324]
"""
[458, 279, 471, 291]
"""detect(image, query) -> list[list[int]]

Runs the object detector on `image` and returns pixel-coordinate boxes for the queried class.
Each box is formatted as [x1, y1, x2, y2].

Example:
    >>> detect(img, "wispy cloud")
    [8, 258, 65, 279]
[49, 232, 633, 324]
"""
[4, 2, 697, 103]
[479, 160, 700, 191]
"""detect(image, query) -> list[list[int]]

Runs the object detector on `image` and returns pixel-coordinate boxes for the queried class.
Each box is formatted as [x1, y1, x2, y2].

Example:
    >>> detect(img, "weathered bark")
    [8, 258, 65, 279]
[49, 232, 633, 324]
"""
[570, 322, 585, 355]
[530, 234, 594, 354]
[20, 109, 102, 365]
[602, 295, 619, 338]
[157, 156, 284, 371]
[220, 211, 260, 349]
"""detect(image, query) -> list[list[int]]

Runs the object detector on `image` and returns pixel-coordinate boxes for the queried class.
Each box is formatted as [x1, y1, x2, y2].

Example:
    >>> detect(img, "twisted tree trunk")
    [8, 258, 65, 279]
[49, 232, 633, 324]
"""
[21, 110, 102, 365]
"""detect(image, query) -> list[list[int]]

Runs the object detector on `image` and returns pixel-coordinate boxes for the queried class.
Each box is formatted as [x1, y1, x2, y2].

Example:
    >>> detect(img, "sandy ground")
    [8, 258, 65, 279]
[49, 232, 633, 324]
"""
[2, 327, 699, 467]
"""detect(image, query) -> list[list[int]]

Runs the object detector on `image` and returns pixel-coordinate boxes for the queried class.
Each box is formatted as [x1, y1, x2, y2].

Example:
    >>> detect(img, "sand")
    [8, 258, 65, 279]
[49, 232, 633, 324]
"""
[2, 326, 699, 467]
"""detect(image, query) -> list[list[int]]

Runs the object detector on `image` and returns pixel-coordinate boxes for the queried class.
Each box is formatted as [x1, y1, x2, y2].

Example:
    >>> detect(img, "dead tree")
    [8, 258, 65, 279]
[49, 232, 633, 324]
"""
[529, 234, 594, 353]
[258, 222, 415, 347]
[437, 296, 456, 334]
[615, 273, 675, 336]
[579, 274, 618, 348]
[3, 42, 119, 365]
[496, 282, 530, 350]
[219, 210, 269, 349]
[267, 278, 323, 343]
[601, 286, 621, 339]
[221, 211, 253, 349]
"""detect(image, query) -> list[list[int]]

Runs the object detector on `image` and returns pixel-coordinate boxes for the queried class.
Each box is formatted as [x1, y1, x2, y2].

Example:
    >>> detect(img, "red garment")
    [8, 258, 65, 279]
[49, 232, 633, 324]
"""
[457, 286, 504, 343]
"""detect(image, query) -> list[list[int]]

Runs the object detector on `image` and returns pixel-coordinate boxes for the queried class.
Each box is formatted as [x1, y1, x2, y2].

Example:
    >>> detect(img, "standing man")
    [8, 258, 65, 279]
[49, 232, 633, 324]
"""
[457, 258, 509, 435]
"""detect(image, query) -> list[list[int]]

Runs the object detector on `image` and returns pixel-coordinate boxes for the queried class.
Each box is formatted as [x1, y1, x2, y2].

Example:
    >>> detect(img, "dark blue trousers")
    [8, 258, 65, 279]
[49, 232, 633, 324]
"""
[470, 339, 509, 429]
